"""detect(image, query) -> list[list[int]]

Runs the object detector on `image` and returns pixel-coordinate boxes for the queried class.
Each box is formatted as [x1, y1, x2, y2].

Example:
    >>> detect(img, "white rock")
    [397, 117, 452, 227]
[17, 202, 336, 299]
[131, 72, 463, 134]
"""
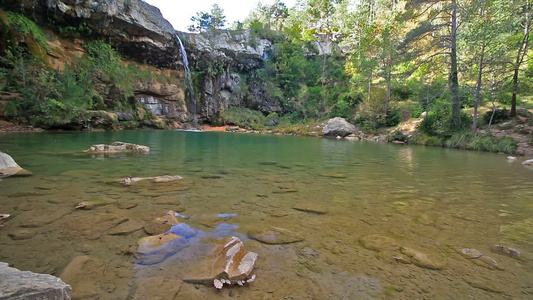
[214, 279, 223, 290]
[522, 159, 533, 166]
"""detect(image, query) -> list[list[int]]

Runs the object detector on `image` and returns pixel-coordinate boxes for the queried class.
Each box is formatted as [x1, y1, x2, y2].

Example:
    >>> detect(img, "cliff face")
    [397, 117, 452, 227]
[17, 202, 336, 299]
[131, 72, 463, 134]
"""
[4, 0, 179, 68]
[179, 30, 277, 124]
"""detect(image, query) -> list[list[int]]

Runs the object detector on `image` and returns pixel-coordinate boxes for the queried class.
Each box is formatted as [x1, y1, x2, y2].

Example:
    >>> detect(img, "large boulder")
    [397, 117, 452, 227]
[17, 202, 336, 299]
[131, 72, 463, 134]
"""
[85, 141, 150, 154]
[0, 152, 32, 178]
[0, 262, 72, 299]
[323, 117, 356, 137]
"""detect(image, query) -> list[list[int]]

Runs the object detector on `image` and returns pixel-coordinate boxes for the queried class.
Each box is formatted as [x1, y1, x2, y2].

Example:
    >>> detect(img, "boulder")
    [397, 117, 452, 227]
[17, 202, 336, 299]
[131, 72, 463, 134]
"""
[184, 236, 257, 289]
[115, 112, 135, 121]
[0, 262, 72, 299]
[85, 141, 150, 154]
[322, 117, 356, 137]
[0, 152, 32, 178]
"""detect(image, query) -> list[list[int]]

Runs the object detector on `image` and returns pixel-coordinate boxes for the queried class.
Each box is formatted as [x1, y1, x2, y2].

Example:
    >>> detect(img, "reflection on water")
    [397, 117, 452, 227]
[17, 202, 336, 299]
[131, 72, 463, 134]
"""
[0, 130, 532, 299]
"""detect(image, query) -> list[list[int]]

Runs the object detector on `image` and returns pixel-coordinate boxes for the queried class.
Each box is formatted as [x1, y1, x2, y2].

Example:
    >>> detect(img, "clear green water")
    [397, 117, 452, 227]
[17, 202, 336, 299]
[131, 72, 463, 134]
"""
[0, 130, 532, 299]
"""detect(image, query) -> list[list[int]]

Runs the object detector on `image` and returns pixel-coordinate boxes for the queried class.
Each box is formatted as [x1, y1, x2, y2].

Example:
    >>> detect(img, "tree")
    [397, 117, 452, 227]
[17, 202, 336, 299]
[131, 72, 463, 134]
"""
[188, 4, 226, 32]
[509, 0, 531, 117]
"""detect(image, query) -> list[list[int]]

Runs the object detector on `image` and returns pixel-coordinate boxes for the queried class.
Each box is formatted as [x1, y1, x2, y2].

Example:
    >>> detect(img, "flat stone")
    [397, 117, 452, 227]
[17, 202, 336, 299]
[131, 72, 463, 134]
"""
[59, 256, 110, 299]
[116, 201, 138, 209]
[248, 227, 304, 245]
[459, 248, 483, 259]
[319, 173, 347, 178]
[0, 262, 72, 300]
[0, 152, 32, 178]
[75, 198, 111, 210]
[292, 203, 329, 214]
[359, 235, 400, 252]
[128, 277, 182, 300]
[135, 232, 184, 265]
[143, 210, 181, 235]
[108, 220, 143, 235]
[16, 208, 72, 228]
[8, 229, 36, 240]
[401, 246, 443, 270]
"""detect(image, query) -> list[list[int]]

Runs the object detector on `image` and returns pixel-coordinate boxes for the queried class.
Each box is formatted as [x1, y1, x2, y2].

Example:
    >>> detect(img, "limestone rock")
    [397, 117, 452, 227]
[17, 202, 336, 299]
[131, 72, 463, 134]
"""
[59, 256, 115, 299]
[323, 117, 356, 137]
[523, 159, 533, 166]
[0, 262, 72, 300]
[248, 227, 304, 245]
[108, 220, 143, 235]
[144, 210, 181, 235]
[401, 246, 443, 270]
[8, 229, 36, 240]
[359, 235, 400, 252]
[184, 236, 257, 287]
[292, 203, 329, 214]
[128, 277, 183, 300]
[0, 151, 32, 178]
[135, 232, 183, 265]
[85, 141, 150, 154]
[75, 198, 111, 210]
[119, 175, 183, 185]
[492, 245, 522, 260]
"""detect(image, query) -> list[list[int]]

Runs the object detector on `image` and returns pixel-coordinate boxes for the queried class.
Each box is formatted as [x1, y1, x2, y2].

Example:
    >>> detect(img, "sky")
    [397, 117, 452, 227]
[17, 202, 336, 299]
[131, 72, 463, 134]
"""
[145, 0, 298, 32]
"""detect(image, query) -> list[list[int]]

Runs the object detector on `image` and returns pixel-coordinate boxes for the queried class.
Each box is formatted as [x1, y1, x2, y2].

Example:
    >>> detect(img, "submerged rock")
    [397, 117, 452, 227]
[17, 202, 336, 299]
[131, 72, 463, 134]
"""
[322, 117, 356, 137]
[0, 151, 32, 178]
[292, 203, 329, 214]
[248, 227, 304, 245]
[523, 159, 533, 166]
[75, 198, 111, 210]
[184, 236, 257, 289]
[135, 232, 184, 265]
[85, 141, 150, 154]
[0, 262, 72, 300]
[400, 246, 443, 270]
[455, 248, 503, 270]
[119, 175, 183, 185]
[359, 235, 400, 252]
[492, 245, 522, 260]
[144, 210, 181, 235]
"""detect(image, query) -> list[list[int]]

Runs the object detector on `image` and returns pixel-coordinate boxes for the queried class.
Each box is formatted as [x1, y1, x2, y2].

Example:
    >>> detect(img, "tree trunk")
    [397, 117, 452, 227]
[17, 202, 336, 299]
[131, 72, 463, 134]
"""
[450, 0, 461, 129]
[385, 63, 391, 115]
[510, 0, 531, 117]
[472, 41, 485, 133]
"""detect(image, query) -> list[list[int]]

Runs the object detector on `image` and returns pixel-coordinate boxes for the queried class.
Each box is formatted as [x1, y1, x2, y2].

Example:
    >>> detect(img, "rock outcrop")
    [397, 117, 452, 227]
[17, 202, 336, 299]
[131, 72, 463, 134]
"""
[85, 141, 150, 154]
[0, 151, 32, 178]
[0, 262, 72, 300]
[31, 0, 179, 68]
[323, 117, 356, 137]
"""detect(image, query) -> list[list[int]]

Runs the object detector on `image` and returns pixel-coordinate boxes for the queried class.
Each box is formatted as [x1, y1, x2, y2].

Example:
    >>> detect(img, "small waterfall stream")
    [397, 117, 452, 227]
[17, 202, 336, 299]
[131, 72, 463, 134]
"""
[176, 34, 198, 128]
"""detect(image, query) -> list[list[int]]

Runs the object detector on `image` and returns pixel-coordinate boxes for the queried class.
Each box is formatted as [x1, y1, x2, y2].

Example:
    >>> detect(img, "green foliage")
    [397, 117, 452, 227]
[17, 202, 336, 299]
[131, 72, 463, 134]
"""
[216, 107, 266, 130]
[189, 4, 226, 32]
[355, 115, 387, 133]
[482, 108, 510, 125]
[5, 12, 48, 50]
[409, 133, 445, 147]
[445, 132, 517, 154]
[57, 23, 92, 37]
[418, 108, 472, 138]
[387, 130, 408, 142]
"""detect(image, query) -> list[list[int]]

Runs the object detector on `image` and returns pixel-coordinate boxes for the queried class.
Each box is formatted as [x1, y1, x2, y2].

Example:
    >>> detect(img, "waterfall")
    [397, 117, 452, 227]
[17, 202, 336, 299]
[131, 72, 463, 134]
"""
[176, 34, 198, 128]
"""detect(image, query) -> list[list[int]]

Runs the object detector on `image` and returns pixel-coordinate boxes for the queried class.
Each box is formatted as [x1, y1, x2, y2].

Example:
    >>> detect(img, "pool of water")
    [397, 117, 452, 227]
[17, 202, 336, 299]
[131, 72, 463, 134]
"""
[1, 130, 532, 299]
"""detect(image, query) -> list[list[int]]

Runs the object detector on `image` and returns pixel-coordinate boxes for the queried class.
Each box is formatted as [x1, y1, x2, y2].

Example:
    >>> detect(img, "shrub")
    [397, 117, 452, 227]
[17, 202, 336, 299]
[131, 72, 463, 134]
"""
[418, 109, 471, 138]
[445, 132, 517, 153]
[482, 108, 510, 125]
[355, 115, 386, 133]
[386, 109, 402, 127]
[387, 130, 407, 142]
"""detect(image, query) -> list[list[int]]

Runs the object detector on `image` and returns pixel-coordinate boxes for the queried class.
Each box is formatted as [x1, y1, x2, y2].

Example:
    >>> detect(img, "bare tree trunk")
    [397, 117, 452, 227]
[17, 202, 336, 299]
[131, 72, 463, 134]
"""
[510, 0, 531, 117]
[450, 0, 461, 129]
[473, 40, 486, 133]
[385, 63, 391, 115]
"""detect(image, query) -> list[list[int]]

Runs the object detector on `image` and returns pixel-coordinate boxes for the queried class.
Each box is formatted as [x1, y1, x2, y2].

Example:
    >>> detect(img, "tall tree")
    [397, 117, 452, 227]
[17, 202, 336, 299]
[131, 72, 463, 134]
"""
[509, 0, 531, 117]
[188, 4, 226, 32]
